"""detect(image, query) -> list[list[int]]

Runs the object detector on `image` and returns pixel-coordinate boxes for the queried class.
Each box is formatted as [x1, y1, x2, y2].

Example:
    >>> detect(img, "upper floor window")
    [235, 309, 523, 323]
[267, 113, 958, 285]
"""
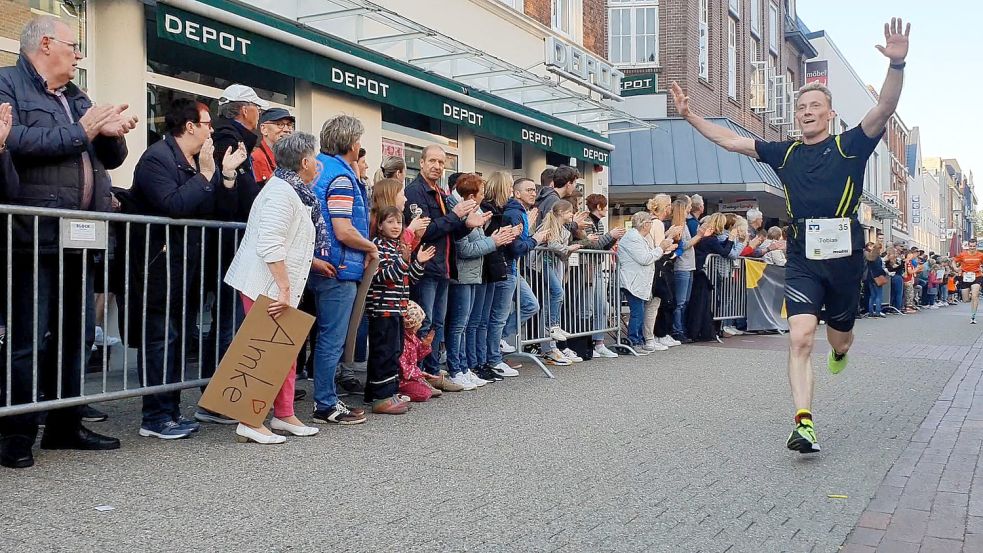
[608, 0, 659, 67]
[768, 1, 779, 52]
[750, 0, 761, 35]
[785, 0, 796, 21]
[728, 18, 738, 99]
[699, 0, 709, 80]
[729, 0, 741, 16]
[552, 0, 573, 37]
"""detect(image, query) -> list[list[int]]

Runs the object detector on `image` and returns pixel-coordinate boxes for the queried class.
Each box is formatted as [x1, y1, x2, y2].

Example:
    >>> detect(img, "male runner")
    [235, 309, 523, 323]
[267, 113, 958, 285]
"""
[954, 238, 983, 323]
[670, 17, 910, 454]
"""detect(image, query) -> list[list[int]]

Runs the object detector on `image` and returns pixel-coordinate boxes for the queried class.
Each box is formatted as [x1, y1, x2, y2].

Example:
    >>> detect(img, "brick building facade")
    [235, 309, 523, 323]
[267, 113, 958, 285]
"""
[607, 0, 815, 142]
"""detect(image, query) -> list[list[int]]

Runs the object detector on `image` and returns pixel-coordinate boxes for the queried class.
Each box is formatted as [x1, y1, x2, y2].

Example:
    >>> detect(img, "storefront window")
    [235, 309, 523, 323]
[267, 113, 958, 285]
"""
[403, 143, 458, 189]
[146, 83, 217, 147]
[144, 8, 294, 106]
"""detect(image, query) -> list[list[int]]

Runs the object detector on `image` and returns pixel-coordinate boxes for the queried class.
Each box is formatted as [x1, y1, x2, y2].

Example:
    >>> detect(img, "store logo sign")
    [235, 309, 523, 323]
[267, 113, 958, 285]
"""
[331, 68, 390, 98]
[521, 128, 553, 147]
[442, 103, 484, 126]
[545, 37, 623, 100]
[163, 14, 251, 56]
[582, 147, 609, 164]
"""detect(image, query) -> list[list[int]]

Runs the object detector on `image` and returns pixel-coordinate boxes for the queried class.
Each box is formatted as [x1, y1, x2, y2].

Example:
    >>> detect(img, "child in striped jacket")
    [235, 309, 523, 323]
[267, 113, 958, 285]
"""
[364, 206, 434, 414]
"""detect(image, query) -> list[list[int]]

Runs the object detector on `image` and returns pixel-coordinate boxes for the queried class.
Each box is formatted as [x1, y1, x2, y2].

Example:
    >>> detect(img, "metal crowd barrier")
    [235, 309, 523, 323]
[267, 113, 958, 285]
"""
[0, 204, 246, 417]
[506, 247, 624, 378]
[705, 254, 747, 321]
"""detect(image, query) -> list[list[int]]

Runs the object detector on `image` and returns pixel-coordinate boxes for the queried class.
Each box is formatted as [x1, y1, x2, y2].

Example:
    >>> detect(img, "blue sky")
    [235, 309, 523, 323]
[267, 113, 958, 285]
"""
[797, 1, 981, 182]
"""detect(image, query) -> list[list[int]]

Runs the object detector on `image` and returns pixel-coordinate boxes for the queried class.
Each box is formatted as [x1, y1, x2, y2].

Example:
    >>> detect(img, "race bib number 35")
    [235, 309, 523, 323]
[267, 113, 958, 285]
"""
[805, 218, 851, 260]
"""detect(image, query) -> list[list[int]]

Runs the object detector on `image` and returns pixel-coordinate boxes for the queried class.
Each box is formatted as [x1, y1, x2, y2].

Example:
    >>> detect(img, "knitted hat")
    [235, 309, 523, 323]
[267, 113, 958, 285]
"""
[405, 300, 425, 329]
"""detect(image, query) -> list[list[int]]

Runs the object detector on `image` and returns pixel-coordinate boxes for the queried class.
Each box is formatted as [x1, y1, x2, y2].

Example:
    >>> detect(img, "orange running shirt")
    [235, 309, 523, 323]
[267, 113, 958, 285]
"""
[955, 251, 983, 274]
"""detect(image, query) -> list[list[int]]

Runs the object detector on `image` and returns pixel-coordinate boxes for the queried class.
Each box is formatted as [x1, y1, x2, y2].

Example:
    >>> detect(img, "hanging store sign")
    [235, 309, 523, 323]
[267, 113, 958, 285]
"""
[805, 60, 828, 86]
[620, 72, 659, 97]
[158, 5, 612, 165]
[545, 36, 624, 101]
[882, 191, 899, 209]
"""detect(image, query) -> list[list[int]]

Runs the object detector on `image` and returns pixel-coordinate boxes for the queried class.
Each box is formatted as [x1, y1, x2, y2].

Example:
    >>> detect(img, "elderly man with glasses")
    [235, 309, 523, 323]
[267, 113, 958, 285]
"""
[252, 107, 295, 188]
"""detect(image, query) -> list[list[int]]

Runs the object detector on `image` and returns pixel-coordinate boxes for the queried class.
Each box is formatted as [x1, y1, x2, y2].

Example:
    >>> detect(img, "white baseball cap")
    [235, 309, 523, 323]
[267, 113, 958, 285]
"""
[217, 84, 270, 110]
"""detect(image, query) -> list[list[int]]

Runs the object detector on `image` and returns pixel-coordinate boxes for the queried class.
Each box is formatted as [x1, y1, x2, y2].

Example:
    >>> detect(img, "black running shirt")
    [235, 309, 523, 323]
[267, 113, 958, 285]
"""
[755, 125, 883, 254]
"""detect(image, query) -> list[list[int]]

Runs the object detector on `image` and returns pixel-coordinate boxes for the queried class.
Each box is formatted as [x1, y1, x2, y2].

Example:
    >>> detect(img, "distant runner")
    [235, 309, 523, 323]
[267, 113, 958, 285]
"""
[954, 238, 983, 324]
[671, 17, 911, 454]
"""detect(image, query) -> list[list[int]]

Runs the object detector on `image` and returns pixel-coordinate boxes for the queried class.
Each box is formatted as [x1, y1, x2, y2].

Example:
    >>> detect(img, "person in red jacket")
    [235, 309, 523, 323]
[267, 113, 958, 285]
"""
[251, 108, 294, 188]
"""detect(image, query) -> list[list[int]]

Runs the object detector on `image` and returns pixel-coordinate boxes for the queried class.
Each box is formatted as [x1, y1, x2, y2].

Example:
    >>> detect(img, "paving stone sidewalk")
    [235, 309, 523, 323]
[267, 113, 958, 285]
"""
[0, 305, 979, 552]
[841, 322, 983, 553]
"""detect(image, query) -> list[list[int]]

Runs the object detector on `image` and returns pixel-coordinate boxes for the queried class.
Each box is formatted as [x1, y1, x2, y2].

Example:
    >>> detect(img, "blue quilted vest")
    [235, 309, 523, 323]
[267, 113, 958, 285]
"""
[313, 154, 369, 282]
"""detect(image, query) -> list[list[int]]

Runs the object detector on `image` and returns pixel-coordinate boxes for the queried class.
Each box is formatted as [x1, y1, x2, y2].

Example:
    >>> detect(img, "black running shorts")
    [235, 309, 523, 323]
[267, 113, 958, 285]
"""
[784, 251, 865, 332]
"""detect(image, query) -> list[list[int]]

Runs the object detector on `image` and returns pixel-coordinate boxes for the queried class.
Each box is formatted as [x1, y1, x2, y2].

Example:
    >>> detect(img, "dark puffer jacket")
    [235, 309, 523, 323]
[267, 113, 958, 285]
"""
[0, 55, 127, 252]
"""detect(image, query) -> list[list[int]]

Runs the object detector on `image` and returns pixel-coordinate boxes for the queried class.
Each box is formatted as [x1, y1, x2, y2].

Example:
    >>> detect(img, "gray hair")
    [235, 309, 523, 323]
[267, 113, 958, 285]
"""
[747, 208, 763, 223]
[798, 82, 833, 108]
[690, 193, 705, 210]
[20, 16, 61, 54]
[422, 144, 445, 162]
[272, 132, 318, 172]
[320, 115, 364, 156]
[217, 101, 248, 120]
[631, 211, 652, 228]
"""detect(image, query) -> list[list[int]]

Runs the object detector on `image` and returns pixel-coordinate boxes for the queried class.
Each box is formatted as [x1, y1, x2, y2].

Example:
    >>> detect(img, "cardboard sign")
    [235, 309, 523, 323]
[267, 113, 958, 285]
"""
[342, 255, 381, 364]
[198, 295, 315, 427]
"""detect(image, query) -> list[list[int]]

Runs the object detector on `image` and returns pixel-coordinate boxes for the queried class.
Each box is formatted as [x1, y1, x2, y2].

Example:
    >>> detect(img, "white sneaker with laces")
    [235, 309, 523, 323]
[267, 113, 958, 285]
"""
[549, 325, 570, 342]
[659, 336, 680, 347]
[449, 373, 477, 391]
[561, 348, 583, 362]
[491, 362, 519, 377]
[593, 344, 619, 358]
[500, 340, 516, 354]
[466, 370, 489, 387]
[643, 339, 668, 352]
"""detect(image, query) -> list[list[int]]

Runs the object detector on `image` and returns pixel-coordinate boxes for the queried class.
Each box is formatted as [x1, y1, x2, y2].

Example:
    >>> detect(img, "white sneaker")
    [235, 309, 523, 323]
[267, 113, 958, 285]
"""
[593, 344, 619, 358]
[466, 370, 489, 387]
[659, 335, 680, 347]
[500, 340, 516, 354]
[549, 325, 571, 342]
[491, 362, 519, 377]
[561, 348, 583, 363]
[643, 339, 668, 352]
[542, 350, 572, 366]
[449, 373, 477, 391]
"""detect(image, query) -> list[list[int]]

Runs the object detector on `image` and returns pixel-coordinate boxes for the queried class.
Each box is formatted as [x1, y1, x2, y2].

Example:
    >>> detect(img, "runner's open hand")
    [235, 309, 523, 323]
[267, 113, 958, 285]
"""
[876, 17, 910, 63]
[670, 82, 691, 118]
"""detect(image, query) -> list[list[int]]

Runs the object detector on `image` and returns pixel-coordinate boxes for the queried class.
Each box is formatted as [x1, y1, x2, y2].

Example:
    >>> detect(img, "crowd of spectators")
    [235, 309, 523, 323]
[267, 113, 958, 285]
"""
[0, 15, 973, 469]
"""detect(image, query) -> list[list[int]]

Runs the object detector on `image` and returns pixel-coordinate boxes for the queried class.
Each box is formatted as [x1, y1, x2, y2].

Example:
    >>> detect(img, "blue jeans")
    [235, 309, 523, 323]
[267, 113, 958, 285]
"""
[487, 278, 516, 366]
[466, 283, 494, 369]
[504, 273, 539, 340]
[672, 270, 694, 336]
[410, 276, 449, 374]
[868, 283, 884, 315]
[592, 273, 609, 342]
[310, 275, 357, 411]
[623, 289, 646, 345]
[891, 274, 904, 309]
[445, 282, 476, 376]
[940, 286, 949, 303]
[545, 265, 564, 327]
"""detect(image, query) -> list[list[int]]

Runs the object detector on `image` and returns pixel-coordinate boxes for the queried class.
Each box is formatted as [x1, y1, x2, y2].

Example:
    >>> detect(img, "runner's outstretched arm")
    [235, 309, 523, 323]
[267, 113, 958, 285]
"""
[861, 17, 910, 137]
[670, 82, 759, 159]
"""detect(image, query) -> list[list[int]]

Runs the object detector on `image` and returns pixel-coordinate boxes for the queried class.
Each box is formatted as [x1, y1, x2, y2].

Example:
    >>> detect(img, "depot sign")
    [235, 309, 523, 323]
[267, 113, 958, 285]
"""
[545, 37, 624, 100]
[157, 6, 613, 165]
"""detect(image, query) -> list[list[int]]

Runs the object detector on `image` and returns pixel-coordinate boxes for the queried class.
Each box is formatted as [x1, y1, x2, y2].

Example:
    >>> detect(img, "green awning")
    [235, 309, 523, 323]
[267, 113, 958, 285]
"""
[156, 1, 613, 165]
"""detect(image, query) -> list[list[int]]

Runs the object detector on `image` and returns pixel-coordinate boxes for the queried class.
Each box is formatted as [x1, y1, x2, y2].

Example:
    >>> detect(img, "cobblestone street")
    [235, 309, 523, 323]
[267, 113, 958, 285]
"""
[1, 306, 980, 552]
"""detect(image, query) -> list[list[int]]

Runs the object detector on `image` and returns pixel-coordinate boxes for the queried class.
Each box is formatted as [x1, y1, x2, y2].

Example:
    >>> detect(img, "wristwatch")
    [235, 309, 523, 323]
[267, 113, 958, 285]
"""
[222, 171, 236, 181]
[890, 61, 906, 70]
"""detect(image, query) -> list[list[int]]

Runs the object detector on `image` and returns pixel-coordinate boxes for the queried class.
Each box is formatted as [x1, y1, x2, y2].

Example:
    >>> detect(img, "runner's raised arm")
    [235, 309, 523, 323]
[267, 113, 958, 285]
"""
[669, 82, 758, 158]
[861, 17, 910, 137]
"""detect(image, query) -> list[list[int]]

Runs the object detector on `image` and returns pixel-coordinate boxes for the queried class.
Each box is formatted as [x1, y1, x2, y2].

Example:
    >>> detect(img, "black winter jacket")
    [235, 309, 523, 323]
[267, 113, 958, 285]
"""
[403, 174, 469, 279]
[0, 56, 127, 252]
[481, 200, 509, 283]
[210, 116, 259, 222]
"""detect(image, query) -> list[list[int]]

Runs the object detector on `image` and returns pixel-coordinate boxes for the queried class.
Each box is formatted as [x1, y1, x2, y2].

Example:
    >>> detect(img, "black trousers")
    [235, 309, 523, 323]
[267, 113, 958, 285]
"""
[364, 315, 402, 403]
[0, 252, 93, 441]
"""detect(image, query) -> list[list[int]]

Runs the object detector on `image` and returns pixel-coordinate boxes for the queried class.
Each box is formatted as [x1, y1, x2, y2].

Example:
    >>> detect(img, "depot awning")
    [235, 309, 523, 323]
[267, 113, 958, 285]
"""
[157, 0, 623, 165]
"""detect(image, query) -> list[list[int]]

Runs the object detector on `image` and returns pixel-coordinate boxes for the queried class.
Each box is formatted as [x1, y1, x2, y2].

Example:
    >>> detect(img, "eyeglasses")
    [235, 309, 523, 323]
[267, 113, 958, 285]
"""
[198, 120, 213, 128]
[46, 37, 81, 54]
[266, 121, 295, 130]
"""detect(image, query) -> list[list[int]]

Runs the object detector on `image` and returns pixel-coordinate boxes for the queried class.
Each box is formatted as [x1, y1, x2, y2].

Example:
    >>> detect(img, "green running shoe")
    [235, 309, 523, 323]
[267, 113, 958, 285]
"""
[786, 420, 820, 454]
[827, 350, 848, 375]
